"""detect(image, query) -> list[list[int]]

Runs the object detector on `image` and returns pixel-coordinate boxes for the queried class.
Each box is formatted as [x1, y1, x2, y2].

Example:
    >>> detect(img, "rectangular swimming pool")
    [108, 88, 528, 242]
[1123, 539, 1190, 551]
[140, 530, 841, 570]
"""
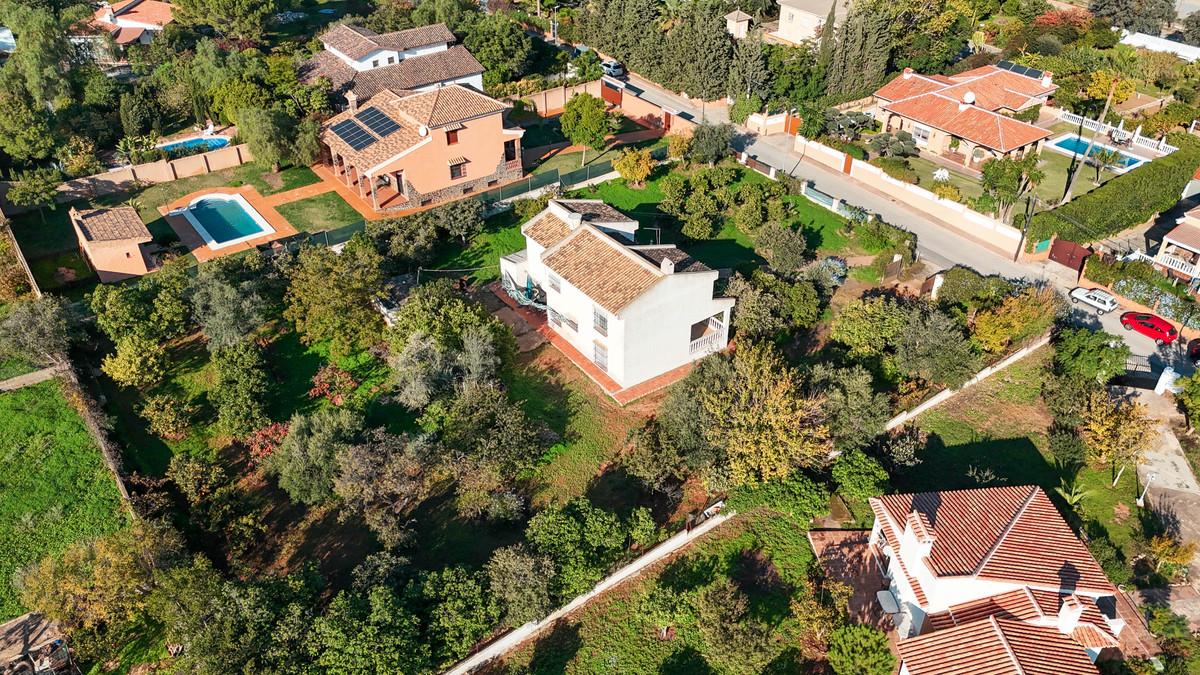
[174, 194, 275, 250]
[1047, 134, 1146, 172]
[159, 136, 230, 153]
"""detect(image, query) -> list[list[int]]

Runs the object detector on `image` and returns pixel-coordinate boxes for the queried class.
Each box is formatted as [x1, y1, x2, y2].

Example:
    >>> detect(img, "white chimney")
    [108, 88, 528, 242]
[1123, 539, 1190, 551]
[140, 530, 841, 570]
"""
[902, 67, 914, 80]
[1042, 71, 1054, 88]
[346, 90, 358, 114]
[958, 91, 976, 112]
[661, 256, 675, 274]
[1057, 595, 1084, 634]
[547, 200, 583, 228]
[901, 511, 936, 559]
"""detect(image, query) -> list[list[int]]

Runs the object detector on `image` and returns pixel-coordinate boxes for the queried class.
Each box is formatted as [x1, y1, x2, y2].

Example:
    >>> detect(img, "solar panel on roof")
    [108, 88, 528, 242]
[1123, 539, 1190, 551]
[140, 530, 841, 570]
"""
[331, 119, 377, 151]
[355, 107, 402, 138]
[995, 60, 1043, 80]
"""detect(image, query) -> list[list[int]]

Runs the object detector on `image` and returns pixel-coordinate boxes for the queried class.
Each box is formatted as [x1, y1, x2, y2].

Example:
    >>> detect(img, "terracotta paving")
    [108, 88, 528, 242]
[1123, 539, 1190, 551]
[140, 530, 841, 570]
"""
[259, 181, 335, 207]
[158, 185, 299, 263]
[488, 281, 694, 405]
[808, 529, 893, 630]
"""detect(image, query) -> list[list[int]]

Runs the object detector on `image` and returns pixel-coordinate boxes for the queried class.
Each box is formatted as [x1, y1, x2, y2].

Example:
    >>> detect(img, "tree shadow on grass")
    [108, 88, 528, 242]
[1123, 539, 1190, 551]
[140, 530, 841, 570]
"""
[527, 620, 583, 675]
[586, 465, 647, 519]
[658, 552, 721, 594]
[263, 330, 327, 420]
[408, 489, 525, 570]
[660, 647, 716, 675]
[892, 434, 1057, 494]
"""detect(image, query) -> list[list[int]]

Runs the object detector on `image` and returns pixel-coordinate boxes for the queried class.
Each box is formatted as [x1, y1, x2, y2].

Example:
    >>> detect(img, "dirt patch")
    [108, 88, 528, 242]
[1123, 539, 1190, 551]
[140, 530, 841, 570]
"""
[260, 171, 284, 190]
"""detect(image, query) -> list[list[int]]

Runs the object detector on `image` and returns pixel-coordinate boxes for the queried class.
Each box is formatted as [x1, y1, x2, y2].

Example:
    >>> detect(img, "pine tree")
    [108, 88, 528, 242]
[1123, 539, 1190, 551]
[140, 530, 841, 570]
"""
[728, 34, 770, 99]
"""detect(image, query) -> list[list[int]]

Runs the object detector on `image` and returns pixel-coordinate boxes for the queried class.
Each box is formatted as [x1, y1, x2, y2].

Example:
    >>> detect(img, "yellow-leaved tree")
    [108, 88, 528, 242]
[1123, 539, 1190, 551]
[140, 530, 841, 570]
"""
[703, 342, 830, 486]
[1081, 389, 1156, 487]
[613, 147, 655, 188]
[970, 287, 1061, 354]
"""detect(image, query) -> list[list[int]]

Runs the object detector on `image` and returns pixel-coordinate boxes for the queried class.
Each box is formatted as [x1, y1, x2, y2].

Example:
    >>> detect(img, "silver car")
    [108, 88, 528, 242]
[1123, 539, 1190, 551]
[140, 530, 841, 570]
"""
[1069, 287, 1119, 315]
[601, 60, 625, 78]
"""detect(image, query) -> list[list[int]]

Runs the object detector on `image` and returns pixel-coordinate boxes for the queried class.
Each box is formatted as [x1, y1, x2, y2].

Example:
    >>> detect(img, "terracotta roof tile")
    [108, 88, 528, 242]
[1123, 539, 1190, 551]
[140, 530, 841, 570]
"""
[1167, 216, 1200, 251]
[320, 22, 454, 61]
[300, 45, 484, 101]
[899, 615, 1100, 675]
[869, 486, 1114, 595]
[882, 93, 1051, 153]
[321, 85, 507, 172]
[556, 199, 635, 225]
[71, 207, 151, 243]
[542, 226, 663, 314]
[926, 587, 1119, 649]
[522, 212, 574, 248]
[875, 73, 950, 102]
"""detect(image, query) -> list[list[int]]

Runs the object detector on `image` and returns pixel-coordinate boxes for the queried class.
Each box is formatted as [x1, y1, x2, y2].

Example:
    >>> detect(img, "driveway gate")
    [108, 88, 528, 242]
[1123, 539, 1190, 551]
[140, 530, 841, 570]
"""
[1048, 238, 1091, 274]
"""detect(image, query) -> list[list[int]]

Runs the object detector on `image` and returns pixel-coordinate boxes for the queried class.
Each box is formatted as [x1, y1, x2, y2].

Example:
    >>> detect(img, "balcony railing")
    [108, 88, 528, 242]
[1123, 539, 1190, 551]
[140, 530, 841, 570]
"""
[689, 317, 726, 356]
[1156, 252, 1199, 278]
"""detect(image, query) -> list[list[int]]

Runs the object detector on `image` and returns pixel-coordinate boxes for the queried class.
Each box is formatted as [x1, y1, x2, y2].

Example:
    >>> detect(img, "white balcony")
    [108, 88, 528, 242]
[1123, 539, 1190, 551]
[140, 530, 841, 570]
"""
[1155, 252, 1199, 278]
[689, 316, 726, 356]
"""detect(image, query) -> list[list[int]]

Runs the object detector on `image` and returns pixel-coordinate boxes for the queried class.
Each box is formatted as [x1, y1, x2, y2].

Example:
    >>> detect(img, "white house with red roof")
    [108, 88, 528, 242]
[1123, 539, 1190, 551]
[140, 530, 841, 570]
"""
[1148, 200, 1200, 283]
[500, 199, 734, 391]
[870, 485, 1125, 672]
[872, 63, 1056, 170]
[76, 0, 174, 60]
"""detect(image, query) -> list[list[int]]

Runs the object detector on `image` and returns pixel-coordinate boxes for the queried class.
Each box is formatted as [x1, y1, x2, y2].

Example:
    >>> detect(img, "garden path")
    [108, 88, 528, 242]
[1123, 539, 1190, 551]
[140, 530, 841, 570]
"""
[0, 364, 64, 392]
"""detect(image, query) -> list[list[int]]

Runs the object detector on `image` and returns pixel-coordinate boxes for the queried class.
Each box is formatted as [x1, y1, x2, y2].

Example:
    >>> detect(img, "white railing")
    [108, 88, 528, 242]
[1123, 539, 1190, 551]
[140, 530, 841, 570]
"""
[1156, 253, 1198, 277]
[1057, 110, 1179, 154]
[688, 317, 726, 355]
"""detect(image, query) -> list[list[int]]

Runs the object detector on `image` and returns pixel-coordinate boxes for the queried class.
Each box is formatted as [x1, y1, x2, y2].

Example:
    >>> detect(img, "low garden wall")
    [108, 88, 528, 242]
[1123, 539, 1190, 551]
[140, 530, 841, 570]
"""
[795, 136, 1024, 258]
[0, 144, 255, 214]
[745, 112, 788, 136]
[504, 80, 602, 116]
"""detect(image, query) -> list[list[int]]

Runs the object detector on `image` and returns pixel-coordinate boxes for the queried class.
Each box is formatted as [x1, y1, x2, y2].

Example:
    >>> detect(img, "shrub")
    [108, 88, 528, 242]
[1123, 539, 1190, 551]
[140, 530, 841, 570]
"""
[728, 94, 763, 124]
[831, 450, 890, 501]
[726, 471, 830, 522]
[308, 364, 359, 406]
[870, 156, 918, 183]
[1049, 429, 1087, 468]
[931, 182, 963, 202]
[666, 133, 692, 160]
[1028, 133, 1200, 247]
[937, 267, 1017, 310]
[139, 394, 194, 440]
[827, 625, 895, 675]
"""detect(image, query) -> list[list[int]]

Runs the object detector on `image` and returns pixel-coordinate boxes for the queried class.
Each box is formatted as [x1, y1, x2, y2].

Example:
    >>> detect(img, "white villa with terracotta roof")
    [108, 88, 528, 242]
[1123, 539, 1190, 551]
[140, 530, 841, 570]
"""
[870, 486, 1126, 674]
[75, 0, 174, 60]
[872, 63, 1056, 170]
[499, 199, 734, 392]
[1148, 202, 1200, 283]
[321, 84, 523, 210]
[300, 23, 484, 103]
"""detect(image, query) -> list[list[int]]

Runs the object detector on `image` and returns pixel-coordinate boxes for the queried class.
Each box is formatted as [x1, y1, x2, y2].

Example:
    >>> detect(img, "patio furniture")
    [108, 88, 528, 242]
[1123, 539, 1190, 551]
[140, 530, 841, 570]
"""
[876, 589, 900, 614]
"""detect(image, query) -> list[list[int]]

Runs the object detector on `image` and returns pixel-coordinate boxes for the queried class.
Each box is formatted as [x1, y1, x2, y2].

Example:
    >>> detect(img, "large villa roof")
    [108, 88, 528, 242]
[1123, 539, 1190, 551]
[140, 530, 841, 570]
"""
[320, 84, 508, 172]
[300, 23, 483, 101]
[524, 200, 711, 314]
[898, 615, 1100, 675]
[319, 23, 456, 60]
[86, 0, 174, 44]
[875, 64, 1056, 153]
[870, 485, 1114, 596]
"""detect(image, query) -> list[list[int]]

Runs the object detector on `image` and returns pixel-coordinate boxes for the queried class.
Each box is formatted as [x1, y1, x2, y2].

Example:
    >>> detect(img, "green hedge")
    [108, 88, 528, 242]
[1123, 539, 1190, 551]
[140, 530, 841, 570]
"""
[1027, 132, 1200, 249]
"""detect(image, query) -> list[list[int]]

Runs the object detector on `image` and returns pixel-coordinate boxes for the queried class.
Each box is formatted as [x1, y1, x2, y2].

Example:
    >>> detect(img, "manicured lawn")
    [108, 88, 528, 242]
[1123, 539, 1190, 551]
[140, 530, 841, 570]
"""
[27, 250, 96, 295]
[904, 347, 1140, 558]
[0, 379, 127, 619]
[522, 117, 568, 148]
[786, 195, 855, 255]
[274, 191, 363, 233]
[531, 137, 667, 176]
[501, 509, 816, 673]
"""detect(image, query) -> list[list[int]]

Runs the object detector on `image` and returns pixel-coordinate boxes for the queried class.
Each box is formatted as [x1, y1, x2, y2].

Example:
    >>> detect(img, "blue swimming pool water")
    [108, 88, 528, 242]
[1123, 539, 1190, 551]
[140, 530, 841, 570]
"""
[189, 197, 269, 244]
[1050, 135, 1142, 168]
[160, 137, 230, 153]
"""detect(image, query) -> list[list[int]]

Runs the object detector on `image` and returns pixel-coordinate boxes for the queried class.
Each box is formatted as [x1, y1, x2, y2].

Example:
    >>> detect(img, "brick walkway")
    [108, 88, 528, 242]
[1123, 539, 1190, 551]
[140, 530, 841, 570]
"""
[488, 282, 694, 405]
[260, 181, 335, 207]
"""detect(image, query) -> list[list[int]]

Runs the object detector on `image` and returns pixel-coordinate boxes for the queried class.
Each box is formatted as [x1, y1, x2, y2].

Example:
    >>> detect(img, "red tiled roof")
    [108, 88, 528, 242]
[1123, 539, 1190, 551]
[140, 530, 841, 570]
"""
[877, 65, 1056, 111]
[925, 587, 1119, 649]
[875, 73, 950, 102]
[541, 226, 664, 314]
[300, 45, 484, 102]
[112, 26, 145, 43]
[898, 615, 1100, 675]
[320, 22, 455, 60]
[89, 0, 174, 31]
[881, 94, 1051, 153]
[870, 486, 1114, 596]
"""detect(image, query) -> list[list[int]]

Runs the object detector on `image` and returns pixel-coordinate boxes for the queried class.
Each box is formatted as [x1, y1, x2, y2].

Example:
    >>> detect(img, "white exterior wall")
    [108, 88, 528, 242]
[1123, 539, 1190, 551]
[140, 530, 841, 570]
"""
[326, 42, 450, 72]
[773, 8, 823, 43]
[544, 270, 621, 377]
[618, 275, 731, 387]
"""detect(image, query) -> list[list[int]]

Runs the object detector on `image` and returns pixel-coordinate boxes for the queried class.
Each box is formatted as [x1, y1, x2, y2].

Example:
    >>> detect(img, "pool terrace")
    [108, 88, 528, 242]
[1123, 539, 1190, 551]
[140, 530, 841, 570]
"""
[160, 185, 300, 262]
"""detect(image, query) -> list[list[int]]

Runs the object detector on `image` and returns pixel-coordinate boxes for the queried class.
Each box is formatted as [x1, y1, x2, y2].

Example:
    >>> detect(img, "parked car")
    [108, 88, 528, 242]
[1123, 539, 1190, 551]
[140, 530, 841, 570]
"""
[1069, 287, 1118, 315]
[1120, 311, 1179, 346]
[601, 60, 625, 78]
[571, 44, 591, 58]
[1188, 338, 1200, 364]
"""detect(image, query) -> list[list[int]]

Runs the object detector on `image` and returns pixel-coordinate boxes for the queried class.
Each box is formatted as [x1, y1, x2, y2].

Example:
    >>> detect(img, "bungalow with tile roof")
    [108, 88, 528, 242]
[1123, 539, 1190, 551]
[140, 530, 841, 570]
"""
[1147, 201, 1200, 284]
[499, 199, 735, 391]
[769, 0, 846, 45]
[74, 0, 174, 61]
[70, 206, 155, 282]
[321, 84, 523, 210]
[870, 485, 1125, 671]
[872, 64, 1057, 170]
[299, 23, 484, 103]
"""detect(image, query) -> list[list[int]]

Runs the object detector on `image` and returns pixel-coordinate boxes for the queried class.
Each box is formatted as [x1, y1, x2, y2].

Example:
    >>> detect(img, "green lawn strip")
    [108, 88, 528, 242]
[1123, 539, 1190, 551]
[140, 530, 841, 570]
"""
[785, 195, 855, 255]
[274, 191, 364, 233]
[531, 137, 667, 176]
[0, 379, 128, 619]
[26, 251, 96, 294]
[905, 151, 1119, 208]
[0, 355, 36, 380]
[902, 346, 1140, 560]
[502, 510, 814, 672]
[429, 209, 525, 285]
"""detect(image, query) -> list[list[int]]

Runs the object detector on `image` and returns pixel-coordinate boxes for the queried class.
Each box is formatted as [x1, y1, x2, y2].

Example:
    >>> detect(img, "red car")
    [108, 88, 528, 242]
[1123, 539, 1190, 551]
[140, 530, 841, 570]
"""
[1120, 311, 1179, 346]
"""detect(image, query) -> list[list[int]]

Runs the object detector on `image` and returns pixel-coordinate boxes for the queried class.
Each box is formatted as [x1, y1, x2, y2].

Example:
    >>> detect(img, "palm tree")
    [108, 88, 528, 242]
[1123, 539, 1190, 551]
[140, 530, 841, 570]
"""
[1091, 148, 1122, 183]
[1061, 49, 1138, 204]
[1055, 475, 1091, 511]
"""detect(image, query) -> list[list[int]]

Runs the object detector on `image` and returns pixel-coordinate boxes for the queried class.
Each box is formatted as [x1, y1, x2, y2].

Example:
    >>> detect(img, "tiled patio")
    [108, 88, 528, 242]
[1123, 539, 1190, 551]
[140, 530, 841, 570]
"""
[159, 185, 298, 263]
[487, 281, 695, 405]
[807, 529, 893, 630]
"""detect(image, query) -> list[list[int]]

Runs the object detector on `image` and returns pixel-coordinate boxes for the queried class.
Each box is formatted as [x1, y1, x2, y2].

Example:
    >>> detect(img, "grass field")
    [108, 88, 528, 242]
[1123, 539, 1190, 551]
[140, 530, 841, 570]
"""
[274, 191, 364, 233]
[0, 379, 127, 619]
[906, 346, 1140, 558]
[906, 149, 1120, 211]
[531, 137, 668, 176]
[430, 209, 525, 285]
[499, 509, 816, 673]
